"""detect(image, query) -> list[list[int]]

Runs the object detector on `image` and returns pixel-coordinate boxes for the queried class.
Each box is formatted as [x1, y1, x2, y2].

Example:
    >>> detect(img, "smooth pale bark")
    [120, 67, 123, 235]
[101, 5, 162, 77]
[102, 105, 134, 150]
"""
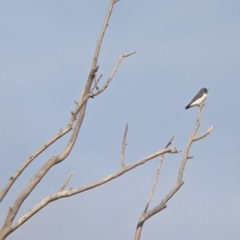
[0, 1, 136, 239]
[134, 104, 214, 240]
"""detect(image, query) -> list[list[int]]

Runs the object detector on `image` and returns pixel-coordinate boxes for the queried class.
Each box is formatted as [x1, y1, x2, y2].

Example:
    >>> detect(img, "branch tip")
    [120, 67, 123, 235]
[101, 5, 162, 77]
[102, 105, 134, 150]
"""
[165, 135, 175, 148]
[59, 172, 75, 192]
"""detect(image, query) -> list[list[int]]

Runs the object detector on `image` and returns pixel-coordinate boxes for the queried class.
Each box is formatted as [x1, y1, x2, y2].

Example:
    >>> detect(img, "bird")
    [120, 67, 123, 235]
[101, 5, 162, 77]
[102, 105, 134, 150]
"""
[185, 88, 208, 109]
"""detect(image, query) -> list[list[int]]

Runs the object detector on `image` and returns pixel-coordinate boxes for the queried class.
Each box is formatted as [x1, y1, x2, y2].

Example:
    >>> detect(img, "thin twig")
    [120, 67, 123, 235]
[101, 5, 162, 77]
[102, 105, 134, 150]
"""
[193, 126, 214, 141]
[165, 135, 175, 148]
[121, 123, 128, 168]
[91, 74, 103, 92]
[59, 172, 75, 192]
[143, 156, 164, 213]
[92, 51, 136, 97]
[91, 0, 117, 69]
[143, 135, 175, 213]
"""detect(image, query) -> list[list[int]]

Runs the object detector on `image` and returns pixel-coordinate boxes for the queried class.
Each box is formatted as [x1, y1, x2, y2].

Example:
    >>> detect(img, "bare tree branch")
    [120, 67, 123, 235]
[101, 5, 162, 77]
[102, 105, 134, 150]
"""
[143, 157, 164, 213]
[92, 51, 136, 97]
[0, 92, 90, 202]
[0, 1, 123, 239]
[164, 135, 175, 148]
[91, 0, 116, 70]
[193, 126, 214, 141]
[134, 104, 214, 240]
[143, 135, 175, 213]
[2, 92, 85, 232]
[59, 172, 75, 192]
[177, 104, 214, 183]
[91, 74, 103, 92]
[11, 147, 178, 232]
[121, 123, 128, 168]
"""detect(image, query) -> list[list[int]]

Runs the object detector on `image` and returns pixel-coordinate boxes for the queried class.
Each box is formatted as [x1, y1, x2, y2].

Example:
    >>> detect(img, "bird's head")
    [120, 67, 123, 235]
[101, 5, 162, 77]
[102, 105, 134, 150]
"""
[201, 88, 208, 93]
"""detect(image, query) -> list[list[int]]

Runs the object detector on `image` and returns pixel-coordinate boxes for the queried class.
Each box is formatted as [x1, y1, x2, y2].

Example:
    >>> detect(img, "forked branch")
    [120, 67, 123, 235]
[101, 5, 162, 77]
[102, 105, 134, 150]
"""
[0, 1, 130, 239]
[134, 104, 214, 240]
[0, 91, 91, 202]
[91, 51, 136, 97]
[59, 172, 75, 192]
[143, 135, 175, 213]
[11, 146, 178, 232]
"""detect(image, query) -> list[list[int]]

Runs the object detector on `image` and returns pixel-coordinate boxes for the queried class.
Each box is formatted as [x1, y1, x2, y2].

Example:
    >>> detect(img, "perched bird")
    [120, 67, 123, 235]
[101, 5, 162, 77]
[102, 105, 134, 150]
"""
[185, 88, 208, 109]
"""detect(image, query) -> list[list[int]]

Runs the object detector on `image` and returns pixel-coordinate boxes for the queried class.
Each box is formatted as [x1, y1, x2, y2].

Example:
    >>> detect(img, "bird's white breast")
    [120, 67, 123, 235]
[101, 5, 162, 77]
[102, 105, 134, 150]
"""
[190, 93, 207, 106]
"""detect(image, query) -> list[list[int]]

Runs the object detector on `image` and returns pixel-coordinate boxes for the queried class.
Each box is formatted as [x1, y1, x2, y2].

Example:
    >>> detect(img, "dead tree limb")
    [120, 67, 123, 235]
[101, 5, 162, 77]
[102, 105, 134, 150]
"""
[11, 147, 178, 232]
[0, 1, 134, 239]
[91, 51, 136, 98]
[134, 104, 215, 240]
[143, 135, 175, 213]
[59, 172, 75, 192]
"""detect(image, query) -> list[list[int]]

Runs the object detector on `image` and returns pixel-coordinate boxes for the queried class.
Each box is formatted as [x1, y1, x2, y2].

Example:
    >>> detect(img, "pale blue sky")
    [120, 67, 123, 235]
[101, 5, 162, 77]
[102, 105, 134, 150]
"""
[0, 1, 239, 239]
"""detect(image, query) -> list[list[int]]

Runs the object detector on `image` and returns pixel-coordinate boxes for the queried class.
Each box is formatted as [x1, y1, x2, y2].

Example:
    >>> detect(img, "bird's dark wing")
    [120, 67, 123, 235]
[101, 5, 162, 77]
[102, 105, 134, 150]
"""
[189, 92, 202, 104]
[185, 92, 201, 109]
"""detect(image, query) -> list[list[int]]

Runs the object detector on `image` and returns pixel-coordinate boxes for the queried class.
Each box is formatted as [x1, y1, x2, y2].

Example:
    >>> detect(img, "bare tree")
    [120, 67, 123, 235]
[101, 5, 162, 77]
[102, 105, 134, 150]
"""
[0, 1, 214, 240]
[0, 1, 178, 239]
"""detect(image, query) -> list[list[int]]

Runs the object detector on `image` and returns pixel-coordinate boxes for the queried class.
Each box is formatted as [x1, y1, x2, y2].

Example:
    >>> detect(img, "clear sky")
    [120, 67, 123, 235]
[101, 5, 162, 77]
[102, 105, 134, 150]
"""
[0, 1, 239, 239]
